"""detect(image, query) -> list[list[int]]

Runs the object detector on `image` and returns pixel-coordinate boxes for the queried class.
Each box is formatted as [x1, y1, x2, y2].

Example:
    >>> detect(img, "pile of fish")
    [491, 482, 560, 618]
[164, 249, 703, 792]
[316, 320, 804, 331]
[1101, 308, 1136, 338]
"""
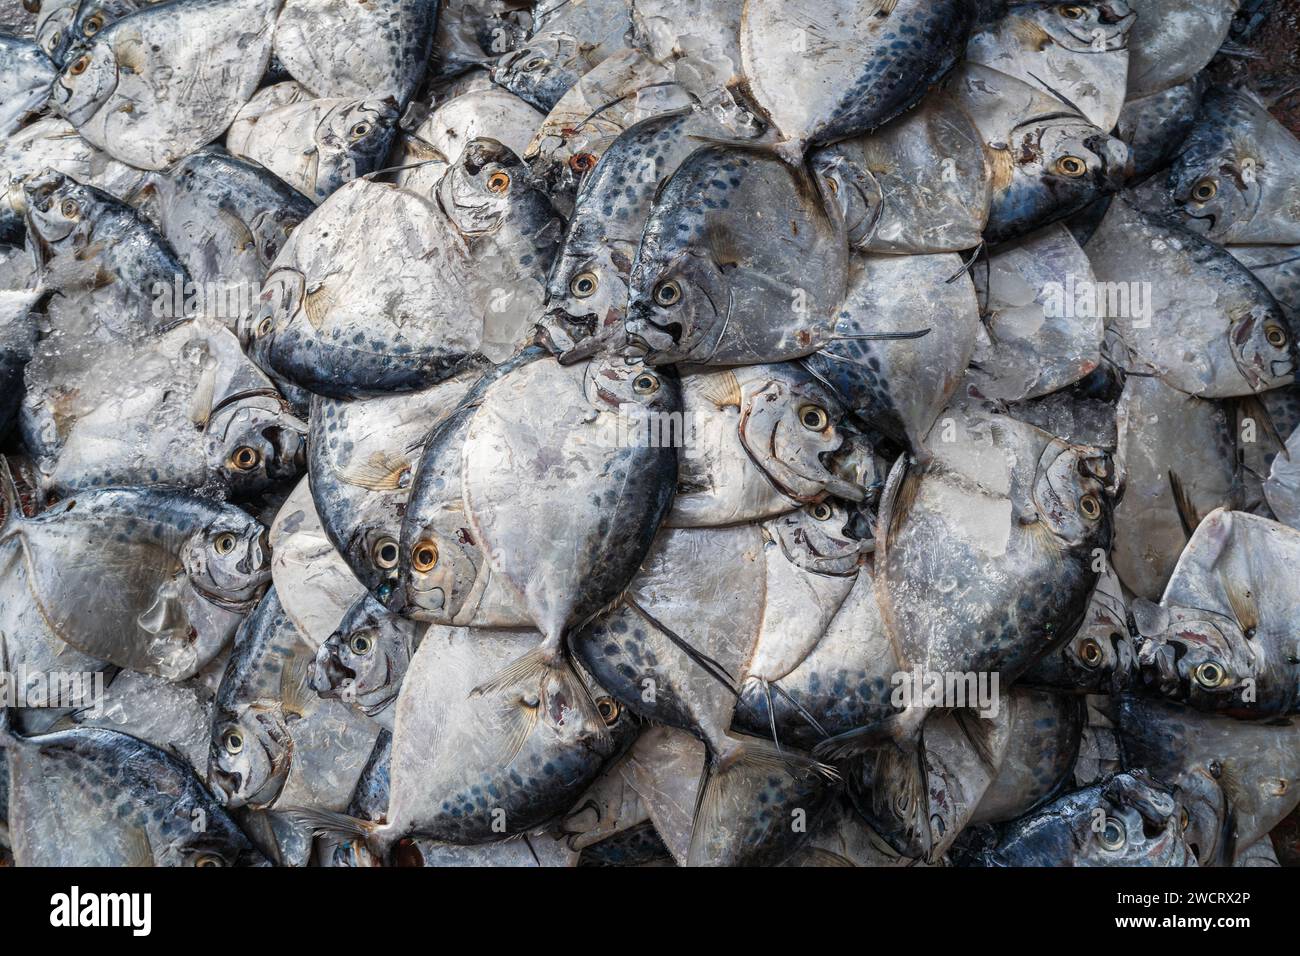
[1, 0, 1299, 868]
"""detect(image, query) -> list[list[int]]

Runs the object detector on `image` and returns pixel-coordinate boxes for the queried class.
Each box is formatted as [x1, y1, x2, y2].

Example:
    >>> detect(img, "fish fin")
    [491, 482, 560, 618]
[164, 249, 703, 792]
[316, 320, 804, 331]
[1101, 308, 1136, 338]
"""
[697, 369, 742, 410]
[1009, 15, 1055, 51]
[734, 733, 839, 782]
[1167, 470, 1199, 540]
[278, 647, 315, 719]
[624, 595, 738, 695]
[470, 649, 610, 745]
[122, 826, 155, 868]
[1221, 573, 1260, 637]
[703, 216, 743, 269]
[281, 806, 378, 848]
[189, 360, 217, 427]
[1236, 395, 1288, 461]
[951, 707, 999, 768]
[303, 284, 332, 331]
[335, 451, 413, 491]
[498, 698, 541, 766]
[869, 728, 933, 861]
[812, 707, 922, 760]
[216, 205, 256, 254]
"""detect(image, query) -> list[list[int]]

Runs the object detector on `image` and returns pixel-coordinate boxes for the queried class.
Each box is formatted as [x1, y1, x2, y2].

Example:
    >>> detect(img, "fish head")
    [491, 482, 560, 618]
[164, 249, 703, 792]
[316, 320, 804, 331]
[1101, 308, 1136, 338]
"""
[206, 396, 308, 495]
[397, 518, 487, 624]
[312, 597, 413, 713]
[317, 96, 400, 179]
[437, 136, 536, 237]
[182, 513, 271, 608]
[491, 34, 585, 111]
[736, 366, 865, 503]
[248, 207, 306, 270]
[51, 40, 117, 127]
[768, 499, 870, 575]
[811, 148, 884, 247]
[539, 238, 633, 361]
[243, 267, 306, 366]
[1173, 766, 1232, 865]
[69, 2, 115, 49]
[1163, 145, 1258, 242]
[624, 245, 729, 364]
[207, 706, 292, 810]
[1057, 599, 1135, 692]
[1017, 1, 1135, 52]
[1228, 303, 1297, 392]
[1132, 601, 1264, 712]
[992, 118, 1131, 240]
[1068, 771, 1196, 866]
[581, 356, 682, 419]
[36, 1, 75, 62]
[1030, 439, 1116, 550]
[22, 167, 89, 245]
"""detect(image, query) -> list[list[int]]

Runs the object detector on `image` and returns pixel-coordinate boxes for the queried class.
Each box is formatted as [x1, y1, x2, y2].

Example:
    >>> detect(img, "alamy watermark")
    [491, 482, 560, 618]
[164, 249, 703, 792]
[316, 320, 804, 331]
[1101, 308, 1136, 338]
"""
[891, 668, 1000, 718]
[0, 665, 104, 717]
[152, 276, 258, 322]
[1042, 276, 1152, 328]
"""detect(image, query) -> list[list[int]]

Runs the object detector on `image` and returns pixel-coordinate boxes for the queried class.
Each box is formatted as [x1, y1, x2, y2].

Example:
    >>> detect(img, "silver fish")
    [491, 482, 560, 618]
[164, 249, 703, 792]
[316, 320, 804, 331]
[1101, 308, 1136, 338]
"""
[624, 144, 848, 365]
[50, 0, 282, 170]
[0, 34, 55, 136]
[739, 0, 975, 162]
[226, 92, 400, 203]
[0, 469, 270, 679]
[272, 0, 439, 105]
[1087, 197, 1297, 398]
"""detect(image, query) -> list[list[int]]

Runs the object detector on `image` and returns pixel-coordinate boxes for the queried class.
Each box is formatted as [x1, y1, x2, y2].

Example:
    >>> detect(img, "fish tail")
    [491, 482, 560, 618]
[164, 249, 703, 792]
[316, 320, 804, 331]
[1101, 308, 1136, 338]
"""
[471, 646, 612, 744]
[686, 733, 838, 866]
[281, 807, 382, 862]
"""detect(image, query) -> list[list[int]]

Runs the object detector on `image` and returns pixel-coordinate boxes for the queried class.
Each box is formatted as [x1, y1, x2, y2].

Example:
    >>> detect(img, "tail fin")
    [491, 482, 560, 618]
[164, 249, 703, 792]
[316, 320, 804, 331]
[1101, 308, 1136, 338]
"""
[281, 807, 382, 863]
[813, 708, 933, 858]
[687, 733, 839, 865]
[470, 646, 611, 746]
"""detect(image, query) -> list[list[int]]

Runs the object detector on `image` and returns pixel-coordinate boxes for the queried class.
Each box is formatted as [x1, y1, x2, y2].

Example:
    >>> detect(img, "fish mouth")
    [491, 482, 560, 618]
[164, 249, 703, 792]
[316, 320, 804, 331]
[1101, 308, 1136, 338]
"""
[311, 646, 355, 695]
[208, 766, 243, 807]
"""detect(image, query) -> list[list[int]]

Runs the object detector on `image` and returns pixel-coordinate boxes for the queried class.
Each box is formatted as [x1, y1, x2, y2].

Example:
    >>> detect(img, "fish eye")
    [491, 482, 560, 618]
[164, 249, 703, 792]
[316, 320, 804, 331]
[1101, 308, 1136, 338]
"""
[1055, 155, 1088, 177]
[595, 696, 621, 726]
[349, 122, 371, 140]
[1191, 177, 1218, 202]
[569, 152, 597, 174]
[349, 633, 374, 656]
[653, 279, 682, 307]
[1058, 4, 1086, 17]
[487, 171, 511, 193]
[48, 30, 61, 51]
[1079, 494, 1101, 520]
[1179, 808, 1190, 832]
[373, 537, 399, 570]
[83, 12, 104, 34]
[194, 853, 226, 867]
[69, 54, 90, 76]
[810, 502, 834, 521]
[412, 540, 439, 573]
[824, 176, 839, 195]
[229, 446, 261, 471]
[1079, 637, 1103, 667]
[214, 532, 238, 555]
[570, 271, 598, 298]
[60, 199, 79, 219]
[1194, 660, 1226, 688]
[1098, 816, 1126, 851]
[1265, 325, 1288, 349]
[632, 372, 660, 395]
[800, 405, 830, 431]
[524, 56, 545, 70]
[223, 730, 244, 754]
[256, 315, 274, 337]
